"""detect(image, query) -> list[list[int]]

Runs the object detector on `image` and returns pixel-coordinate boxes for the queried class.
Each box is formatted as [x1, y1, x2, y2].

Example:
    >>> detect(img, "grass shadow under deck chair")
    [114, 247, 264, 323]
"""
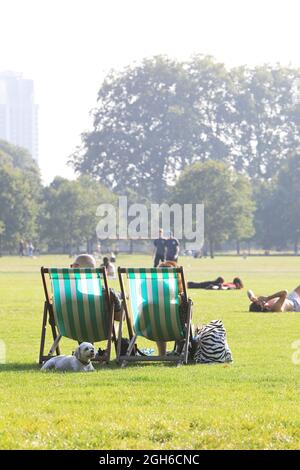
[117, 267, 193, 366]
[39, 267, 116, 364]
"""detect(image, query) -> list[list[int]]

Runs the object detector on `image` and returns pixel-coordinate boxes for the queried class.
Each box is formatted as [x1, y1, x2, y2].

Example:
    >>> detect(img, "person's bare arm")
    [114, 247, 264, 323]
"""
[266, 290, 288, 302]
[259, 290, 288, 312]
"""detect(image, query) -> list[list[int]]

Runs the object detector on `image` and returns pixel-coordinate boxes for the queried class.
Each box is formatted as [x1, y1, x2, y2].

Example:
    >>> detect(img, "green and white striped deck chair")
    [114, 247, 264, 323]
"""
[117, 267, 192, 365]
[39, 267, 115, 364]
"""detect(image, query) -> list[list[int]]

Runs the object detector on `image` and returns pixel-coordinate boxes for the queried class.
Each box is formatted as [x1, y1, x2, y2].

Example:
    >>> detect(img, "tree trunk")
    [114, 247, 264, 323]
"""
[209, 239, 214, 258]
[236, 240, 240, 256]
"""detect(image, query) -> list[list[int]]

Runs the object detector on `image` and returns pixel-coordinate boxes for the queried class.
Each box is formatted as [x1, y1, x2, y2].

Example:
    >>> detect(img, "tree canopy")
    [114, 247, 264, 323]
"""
[71, 55, 300, 202]
[40, 176, 116, 253]
[171, 160, 255, 257]
[0, 141, 41, 252]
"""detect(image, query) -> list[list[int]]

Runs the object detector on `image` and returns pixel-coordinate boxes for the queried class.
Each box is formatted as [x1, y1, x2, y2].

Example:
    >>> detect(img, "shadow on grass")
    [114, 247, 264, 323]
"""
[0, 359, 195, 373]
[0, 362, 40, 372]
[0, 361, 124, 372]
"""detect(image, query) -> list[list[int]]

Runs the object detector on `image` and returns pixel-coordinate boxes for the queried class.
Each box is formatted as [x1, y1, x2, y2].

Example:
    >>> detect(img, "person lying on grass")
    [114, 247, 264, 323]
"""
[188, 277, 243, 290]
[247, 286, 300, 312]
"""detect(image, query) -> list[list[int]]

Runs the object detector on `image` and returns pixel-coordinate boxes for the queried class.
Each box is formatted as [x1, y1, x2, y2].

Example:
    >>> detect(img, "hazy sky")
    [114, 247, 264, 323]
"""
[1, 0, 300, 184]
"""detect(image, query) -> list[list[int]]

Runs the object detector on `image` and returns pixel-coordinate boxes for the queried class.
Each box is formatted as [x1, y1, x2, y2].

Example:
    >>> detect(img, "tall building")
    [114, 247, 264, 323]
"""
[0, 71, 38, 161]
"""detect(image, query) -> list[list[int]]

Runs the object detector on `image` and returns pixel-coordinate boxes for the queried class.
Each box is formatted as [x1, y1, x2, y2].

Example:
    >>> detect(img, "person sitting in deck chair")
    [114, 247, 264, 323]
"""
[247, 285, 300, 312]
[71, 254, 122, 319]
[156, 260, 191, 356]
[100, 256, 116, 279]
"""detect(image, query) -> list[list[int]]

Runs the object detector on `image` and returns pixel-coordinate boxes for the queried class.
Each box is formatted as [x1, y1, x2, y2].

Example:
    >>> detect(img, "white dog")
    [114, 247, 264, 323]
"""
[41, 342, 96, 372]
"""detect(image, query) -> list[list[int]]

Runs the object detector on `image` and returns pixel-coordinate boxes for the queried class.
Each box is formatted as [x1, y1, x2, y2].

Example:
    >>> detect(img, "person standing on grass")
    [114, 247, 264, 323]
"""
[28, 241, 34, 257]
[153, 228, 166, 267]
[165, 232, 180, 263]
[19, 239, 25, 257]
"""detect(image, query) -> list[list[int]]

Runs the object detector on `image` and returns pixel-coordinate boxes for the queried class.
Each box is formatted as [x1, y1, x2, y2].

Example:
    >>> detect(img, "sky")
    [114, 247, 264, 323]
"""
[1, 0, 300, 184]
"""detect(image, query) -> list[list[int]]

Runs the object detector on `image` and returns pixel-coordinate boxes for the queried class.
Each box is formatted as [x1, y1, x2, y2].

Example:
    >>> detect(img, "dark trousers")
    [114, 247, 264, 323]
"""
[154, 253, 165, 267]
[187, 281, 221, 289]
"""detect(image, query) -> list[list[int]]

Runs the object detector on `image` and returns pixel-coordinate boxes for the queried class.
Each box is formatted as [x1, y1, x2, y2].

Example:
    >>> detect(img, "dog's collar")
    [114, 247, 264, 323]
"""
[76, 357, 92, 366]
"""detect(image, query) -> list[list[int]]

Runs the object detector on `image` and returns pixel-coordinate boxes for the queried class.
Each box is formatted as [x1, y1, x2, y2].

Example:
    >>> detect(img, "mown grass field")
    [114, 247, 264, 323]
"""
[0, 254, 300, 450]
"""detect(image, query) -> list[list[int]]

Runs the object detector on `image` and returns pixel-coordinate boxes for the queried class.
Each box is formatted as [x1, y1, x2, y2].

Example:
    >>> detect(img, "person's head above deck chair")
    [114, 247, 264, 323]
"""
[70, 254, 96, 268]
[158, 260, 183, 293]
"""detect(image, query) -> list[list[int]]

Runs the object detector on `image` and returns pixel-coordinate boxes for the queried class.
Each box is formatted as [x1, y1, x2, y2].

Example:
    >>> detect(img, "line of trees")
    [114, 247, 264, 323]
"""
[1, 54, 300, 255]
[0, 140, 116, 254]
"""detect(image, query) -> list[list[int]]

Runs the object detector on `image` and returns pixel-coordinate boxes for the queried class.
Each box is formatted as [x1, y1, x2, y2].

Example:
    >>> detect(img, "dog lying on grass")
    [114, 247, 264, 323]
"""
[41, 342, 95, 372]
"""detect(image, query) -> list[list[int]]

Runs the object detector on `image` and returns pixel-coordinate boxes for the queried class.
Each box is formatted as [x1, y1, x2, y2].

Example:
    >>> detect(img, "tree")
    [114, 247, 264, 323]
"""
[183, 54, 236, 165]
[41, 176, 116, 253]
[0, 142, 41, 252]
[252, 181, 281, 251]
[71, 55, 204, 202]
[275, 153, 300, 253]
[171, 160, 255, 257]
[253, 154, 300, 253]
[72, 55, 300, 200]
[229, 175, 256, 254]
[230, 65, 300, 179]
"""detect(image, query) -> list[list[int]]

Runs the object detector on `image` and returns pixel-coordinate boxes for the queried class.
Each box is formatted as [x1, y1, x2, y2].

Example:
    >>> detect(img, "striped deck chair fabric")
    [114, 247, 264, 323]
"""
[126, 268, 184, 342]
[48, 268, 109, 343]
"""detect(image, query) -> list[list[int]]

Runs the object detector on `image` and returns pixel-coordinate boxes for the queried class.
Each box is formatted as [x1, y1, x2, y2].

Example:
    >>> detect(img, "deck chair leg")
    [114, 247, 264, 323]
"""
[183, 300, 193, 364]
[116, 308, 125, 363]
[121, 334, 137, 368]
[49, 308, 61, 356]
[105, 305, 114, 364]
[49, 334, 62, 356]
[112, 324, 117, 356]
[127, 335, 137, 356]
[39, 301, 48, 364]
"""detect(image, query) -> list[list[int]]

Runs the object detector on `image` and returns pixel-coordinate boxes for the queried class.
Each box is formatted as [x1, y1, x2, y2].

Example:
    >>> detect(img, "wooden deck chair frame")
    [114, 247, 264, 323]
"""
[39, 267, 117, 364]
[117, 267, 193, 366]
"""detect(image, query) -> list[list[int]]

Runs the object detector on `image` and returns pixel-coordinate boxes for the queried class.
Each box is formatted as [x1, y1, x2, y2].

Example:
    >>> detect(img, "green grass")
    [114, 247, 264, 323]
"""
[0, 254, 300, 449]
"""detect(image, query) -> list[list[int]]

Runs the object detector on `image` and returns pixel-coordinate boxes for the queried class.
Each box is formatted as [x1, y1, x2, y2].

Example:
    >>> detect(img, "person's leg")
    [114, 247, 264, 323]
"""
[188, 281, 214, 289]
[289, 286, 300, 312]
[159, 254, 165, 264]
[154, 254, 160, 267]
[294, 285, 300, 296]
[109, 288, 123, 321]
[156, 341, 167, 356]
[247, 289, 258, 302]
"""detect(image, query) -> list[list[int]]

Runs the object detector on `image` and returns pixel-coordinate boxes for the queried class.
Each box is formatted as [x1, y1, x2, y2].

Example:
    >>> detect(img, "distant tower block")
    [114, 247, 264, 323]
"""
[0, 71, 39, 161]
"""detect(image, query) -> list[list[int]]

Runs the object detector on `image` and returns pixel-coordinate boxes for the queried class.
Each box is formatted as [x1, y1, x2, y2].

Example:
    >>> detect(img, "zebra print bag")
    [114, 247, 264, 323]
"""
[193, 320, 233, 364]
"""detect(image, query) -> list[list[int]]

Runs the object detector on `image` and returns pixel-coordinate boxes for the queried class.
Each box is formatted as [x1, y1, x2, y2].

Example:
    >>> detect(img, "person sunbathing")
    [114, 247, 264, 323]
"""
[247, 286, 300, 312]
[188, 277, 243, 290]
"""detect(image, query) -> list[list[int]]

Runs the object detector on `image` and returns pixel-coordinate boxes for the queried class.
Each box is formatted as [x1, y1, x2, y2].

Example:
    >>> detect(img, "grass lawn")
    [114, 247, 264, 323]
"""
[0, 254, 300, 450]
